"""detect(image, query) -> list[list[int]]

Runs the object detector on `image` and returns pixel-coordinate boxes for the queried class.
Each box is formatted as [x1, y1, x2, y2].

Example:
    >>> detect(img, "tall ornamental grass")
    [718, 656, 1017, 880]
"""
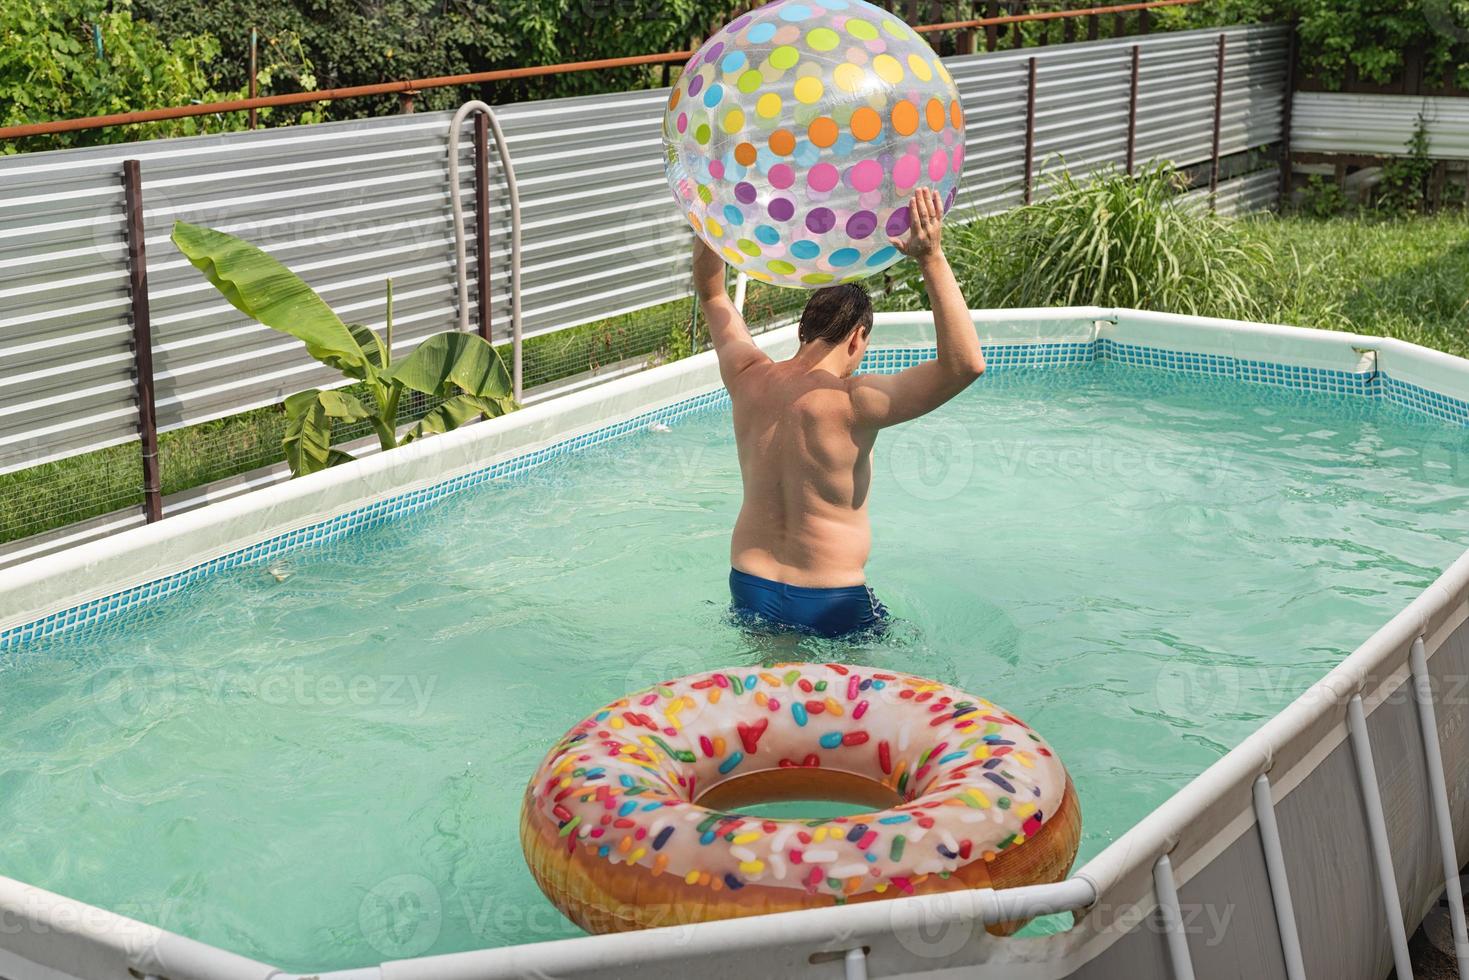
[887, 164, 1274, 321]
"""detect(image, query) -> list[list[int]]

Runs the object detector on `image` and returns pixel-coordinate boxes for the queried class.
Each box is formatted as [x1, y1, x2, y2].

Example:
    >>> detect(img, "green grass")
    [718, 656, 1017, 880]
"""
[884, 166, 1275, 320]
[878, 195, 1469, 359]
[7, 210, 1469, 546]
[1238, 212, 1469, 357]
[0, 300, 697, 544]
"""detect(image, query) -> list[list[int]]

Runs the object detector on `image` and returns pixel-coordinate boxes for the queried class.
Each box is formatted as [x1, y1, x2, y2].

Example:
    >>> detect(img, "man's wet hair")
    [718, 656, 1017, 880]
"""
[798, 284, 873, 345]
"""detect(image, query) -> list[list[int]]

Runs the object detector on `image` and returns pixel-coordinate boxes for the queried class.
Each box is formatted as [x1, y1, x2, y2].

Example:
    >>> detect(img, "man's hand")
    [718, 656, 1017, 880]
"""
[889, 187, 944, 262]
[849, 186, 982, 429]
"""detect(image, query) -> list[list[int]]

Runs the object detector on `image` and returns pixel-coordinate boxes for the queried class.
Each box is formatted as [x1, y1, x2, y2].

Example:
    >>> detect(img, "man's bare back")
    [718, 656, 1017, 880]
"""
[695, 188, 984, 634]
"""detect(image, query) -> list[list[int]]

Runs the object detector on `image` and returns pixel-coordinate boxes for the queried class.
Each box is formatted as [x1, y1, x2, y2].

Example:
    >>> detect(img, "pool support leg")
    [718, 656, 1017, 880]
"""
[1347, 693, 1414, 980]
[1252, 774, 1308, 980]
[1409, 637, 1469, 976]
[1153, 853, 1196, 980]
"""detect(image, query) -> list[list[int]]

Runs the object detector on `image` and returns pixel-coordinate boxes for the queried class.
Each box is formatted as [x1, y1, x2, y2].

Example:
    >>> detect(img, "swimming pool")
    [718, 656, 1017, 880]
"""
[2, 308, 1467, 980]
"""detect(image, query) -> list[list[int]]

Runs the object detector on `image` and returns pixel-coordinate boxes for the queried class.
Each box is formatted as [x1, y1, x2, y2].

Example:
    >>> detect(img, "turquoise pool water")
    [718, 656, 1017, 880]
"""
[2, 363, 1467, 971]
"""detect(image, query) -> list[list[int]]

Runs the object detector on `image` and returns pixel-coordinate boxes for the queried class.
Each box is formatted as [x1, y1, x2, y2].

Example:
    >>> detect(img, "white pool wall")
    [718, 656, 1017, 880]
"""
[2, 307, 1467, 980]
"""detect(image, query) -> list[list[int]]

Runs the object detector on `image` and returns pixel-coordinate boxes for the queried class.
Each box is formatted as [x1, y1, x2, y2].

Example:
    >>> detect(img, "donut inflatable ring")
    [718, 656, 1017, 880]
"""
[521, 664, 1081, 934]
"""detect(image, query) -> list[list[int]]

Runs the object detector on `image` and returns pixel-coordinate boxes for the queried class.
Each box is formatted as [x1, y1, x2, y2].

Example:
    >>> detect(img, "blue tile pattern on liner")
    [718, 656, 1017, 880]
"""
[859, 341, 1096, 373]
[1384, 375, 1469, 426]
[1097, 338, 1381, 396]
[4, 339, 1467, 651]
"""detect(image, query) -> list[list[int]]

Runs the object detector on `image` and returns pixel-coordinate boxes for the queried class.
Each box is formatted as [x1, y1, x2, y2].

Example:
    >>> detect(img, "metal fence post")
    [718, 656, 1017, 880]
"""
[473, 111, 493, 342]
[1126, 44, 1141, 174]
[248, 28, 259, 130]
[1023, 56, 1038, 204]
[1209, 33, 1226, 209]
[1278, 21, 1299, 210]
[122, 160, 163, 523]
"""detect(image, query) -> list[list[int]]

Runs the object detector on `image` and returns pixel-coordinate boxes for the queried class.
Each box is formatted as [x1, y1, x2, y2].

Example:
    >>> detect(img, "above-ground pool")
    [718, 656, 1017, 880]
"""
[2, 309, 1468, 980]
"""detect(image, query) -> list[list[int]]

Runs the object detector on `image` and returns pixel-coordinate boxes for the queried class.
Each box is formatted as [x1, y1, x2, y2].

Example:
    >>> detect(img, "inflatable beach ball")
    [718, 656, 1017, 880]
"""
[662, 0, 964, 289]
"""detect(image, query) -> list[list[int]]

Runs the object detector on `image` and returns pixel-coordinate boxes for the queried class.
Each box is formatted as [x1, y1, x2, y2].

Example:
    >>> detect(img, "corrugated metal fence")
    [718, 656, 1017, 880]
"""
[1291, 92, 1469, 159]
[0, 23, 1288, 560]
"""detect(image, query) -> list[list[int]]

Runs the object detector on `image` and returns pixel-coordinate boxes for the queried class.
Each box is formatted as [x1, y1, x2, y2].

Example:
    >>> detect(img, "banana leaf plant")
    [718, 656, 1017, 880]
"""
[171, 221, 516, 477]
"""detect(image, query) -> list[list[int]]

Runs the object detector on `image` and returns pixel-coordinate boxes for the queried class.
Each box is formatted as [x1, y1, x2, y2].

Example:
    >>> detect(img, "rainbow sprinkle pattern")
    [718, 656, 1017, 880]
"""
[524, 663, 1067, 902]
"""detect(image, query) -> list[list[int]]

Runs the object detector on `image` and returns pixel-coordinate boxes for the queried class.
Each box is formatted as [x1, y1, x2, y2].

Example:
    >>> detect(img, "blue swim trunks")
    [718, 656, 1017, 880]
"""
[729, 567, 888, 639]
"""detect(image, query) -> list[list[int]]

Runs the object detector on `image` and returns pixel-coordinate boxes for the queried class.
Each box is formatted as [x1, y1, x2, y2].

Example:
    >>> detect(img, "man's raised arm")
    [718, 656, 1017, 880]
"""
[694, 239, 770, 388]
[850, 188, 984, 429]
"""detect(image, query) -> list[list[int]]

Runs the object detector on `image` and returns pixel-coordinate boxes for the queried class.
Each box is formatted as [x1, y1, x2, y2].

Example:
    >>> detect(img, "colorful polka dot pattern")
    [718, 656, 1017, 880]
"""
[663, 0, 965, 289]
[524, 663, 1066, 904]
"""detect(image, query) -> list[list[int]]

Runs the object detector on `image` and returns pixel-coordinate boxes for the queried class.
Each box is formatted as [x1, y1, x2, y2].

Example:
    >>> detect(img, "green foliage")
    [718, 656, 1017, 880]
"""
[1183, 0, 1469, 91]
[131, 0, 740, 121]
[888, 165, 1273, 320]
[1296, 174, 1350, 218]
[663, 318, 694, 362]
[1377, 113, 1436, 215]
[0, 0, 233, 151]
[0, 0, 325, 152]
[171, 221, 515, 477]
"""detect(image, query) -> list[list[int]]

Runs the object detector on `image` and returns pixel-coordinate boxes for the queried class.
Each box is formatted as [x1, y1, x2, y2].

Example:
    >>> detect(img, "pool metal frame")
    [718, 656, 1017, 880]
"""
[1, 308, 1467, 980]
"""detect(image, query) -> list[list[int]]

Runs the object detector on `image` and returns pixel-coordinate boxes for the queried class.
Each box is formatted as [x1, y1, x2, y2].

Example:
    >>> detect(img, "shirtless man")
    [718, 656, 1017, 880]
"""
[694, 187, 985, 638]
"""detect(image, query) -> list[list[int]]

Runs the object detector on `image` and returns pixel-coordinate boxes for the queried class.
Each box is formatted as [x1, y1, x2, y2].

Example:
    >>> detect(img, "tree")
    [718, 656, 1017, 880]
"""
[1181, 0, 1469, 91]
[1, 0, 239, 151]
[130, 0, 742, 120]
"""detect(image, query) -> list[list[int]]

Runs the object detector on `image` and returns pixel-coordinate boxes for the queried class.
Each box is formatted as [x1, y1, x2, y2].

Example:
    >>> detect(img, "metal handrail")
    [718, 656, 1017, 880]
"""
[447, 101, 523, 401]
[0, 0, 1204, 143]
